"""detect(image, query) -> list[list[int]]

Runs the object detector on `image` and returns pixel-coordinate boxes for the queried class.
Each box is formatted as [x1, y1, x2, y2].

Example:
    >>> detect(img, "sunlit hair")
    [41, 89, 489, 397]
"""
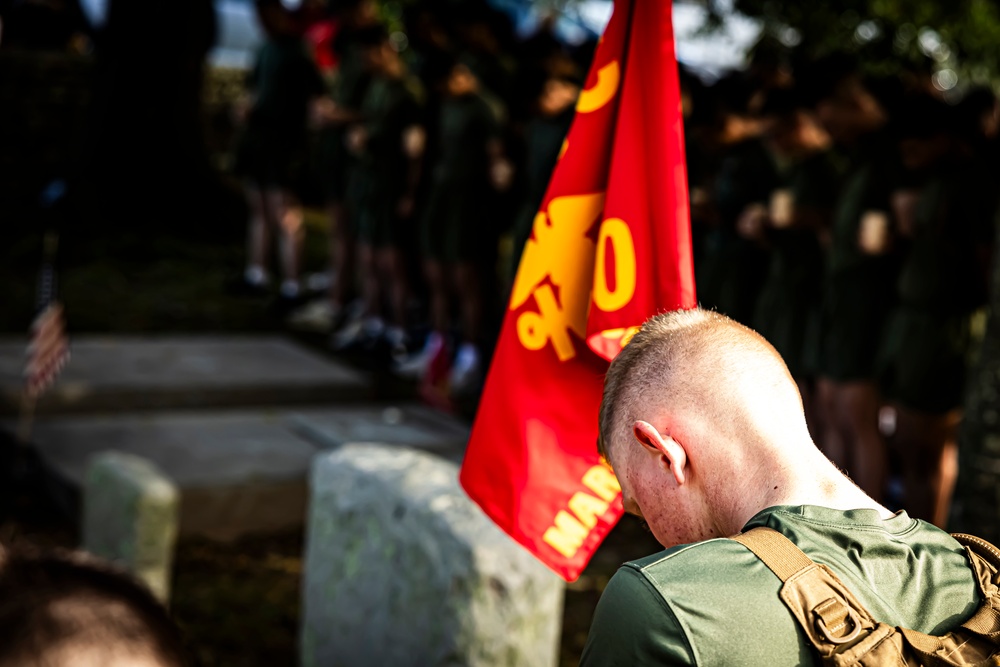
[0, 546, 191, 667]
[598, 308, 794, 461]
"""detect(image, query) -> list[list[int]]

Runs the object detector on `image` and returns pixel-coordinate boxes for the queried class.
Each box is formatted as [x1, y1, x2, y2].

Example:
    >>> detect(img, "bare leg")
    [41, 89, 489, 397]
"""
[357, 242, 379, 317]
[424, 258, 450, 334]
[892, 405, 960, 528]
[245, 182, 270, 276]
[798, 378, 820, 443]
[839, 380, 887, 502]
[453, 261, 483, 345]
[328, 200, 354, 308]
[816, 377, 848, 470]
[269, 188, 303, 287]
[379, 246, 409, 328]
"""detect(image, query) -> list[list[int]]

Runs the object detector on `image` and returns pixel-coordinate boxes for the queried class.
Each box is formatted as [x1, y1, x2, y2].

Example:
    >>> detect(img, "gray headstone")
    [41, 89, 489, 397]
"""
[0, 335, 371, 415]
[301, 444, 564, 667]
[31, 410, 320, 541]
[82, 451, 179, 604]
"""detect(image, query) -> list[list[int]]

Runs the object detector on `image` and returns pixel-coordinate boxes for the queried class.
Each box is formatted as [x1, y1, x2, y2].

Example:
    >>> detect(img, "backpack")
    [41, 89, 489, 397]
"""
[732, 527, 1000, 666]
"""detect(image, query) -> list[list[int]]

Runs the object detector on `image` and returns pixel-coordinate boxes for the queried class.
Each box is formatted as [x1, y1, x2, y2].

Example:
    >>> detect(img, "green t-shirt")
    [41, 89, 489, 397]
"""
[247, 36, 325, 138]
[766, 149, 841, 281]
[581, 505, 979, 666]
[430, 92, 501, 188]
[354, 74, 423, 190]
[896, 164, 996, 312]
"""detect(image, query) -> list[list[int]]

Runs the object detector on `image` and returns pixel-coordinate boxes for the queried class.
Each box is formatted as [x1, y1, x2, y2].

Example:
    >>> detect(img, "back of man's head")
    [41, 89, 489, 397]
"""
[0, 547, 191, 667]
[599, 309, 806, 464]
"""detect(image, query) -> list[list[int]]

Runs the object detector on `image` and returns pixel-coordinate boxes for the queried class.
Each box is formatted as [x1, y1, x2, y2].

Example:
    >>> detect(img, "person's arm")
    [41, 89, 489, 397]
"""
[488, 137, 514, 192]
[580, 567, 696, 667]
[398, 123, 426, 219]
[312, 98, 365, 126]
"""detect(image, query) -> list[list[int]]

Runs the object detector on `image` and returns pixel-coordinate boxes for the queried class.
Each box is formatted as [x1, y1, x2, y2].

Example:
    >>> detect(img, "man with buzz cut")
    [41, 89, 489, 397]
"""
[581, 308, 982, 666]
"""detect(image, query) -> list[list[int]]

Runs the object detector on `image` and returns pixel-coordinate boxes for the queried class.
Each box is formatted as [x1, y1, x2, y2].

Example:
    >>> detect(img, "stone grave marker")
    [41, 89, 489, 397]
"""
[301, 444, 564, 667]
[82, 451, 179, 603]
[35, 410, 320, 540]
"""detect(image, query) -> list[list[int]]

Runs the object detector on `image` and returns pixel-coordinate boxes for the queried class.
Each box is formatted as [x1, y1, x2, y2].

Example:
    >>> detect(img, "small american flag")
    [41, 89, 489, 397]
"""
[18, 232, 69, 444]
[25, 301, 69, 398]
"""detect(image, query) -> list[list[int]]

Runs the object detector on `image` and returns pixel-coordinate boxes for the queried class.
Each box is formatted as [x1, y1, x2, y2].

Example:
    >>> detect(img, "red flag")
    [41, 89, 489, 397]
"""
[459, 0, 696, 581]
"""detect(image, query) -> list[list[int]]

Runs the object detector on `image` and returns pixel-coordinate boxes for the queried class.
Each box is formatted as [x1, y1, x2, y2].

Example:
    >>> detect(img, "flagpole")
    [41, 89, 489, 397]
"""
[16, 394, 35, 447]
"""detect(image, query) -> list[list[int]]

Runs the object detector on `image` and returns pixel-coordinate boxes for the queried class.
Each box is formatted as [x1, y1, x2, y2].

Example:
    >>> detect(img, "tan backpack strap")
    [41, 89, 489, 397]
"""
[733, 527, 880, 655]
[953, 533, 1000, 571]
[732, 527, 816, 581]
[950, 534, 1000, 637]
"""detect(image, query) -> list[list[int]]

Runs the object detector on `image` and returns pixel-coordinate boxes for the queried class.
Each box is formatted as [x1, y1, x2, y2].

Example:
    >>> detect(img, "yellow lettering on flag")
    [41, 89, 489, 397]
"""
[543, 464, 622, 559]
[593, 217, 637, 312]
[516, 284, 576, 360]
[568, 491, 610, 529]
[582, 465, 622, 502]
[577, 60, 620, 114]
[511, 193, 606, 361]
[543, 510, 589, 558]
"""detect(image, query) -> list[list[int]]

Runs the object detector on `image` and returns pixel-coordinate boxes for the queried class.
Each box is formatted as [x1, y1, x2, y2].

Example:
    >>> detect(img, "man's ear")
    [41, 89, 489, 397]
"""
[633, 420, 688, 486]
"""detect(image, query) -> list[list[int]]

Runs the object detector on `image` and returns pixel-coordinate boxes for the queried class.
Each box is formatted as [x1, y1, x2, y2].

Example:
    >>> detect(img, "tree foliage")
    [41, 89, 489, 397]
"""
[715, 0, 1000, 84]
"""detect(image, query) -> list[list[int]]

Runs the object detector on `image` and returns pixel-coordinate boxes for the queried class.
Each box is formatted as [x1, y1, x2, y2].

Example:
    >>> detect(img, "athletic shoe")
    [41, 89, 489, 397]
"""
[393, 331, 445, 379]
[383, 326, 411, 364]
[331, 315, 384, 351]
[287, 299, 339, 333]
[449, 342, 483, 397]
[305, 271, 334, 294]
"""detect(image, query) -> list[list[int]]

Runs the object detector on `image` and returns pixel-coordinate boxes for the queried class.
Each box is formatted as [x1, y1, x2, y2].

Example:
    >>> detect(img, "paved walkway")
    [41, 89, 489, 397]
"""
[0, 336, 470, 539]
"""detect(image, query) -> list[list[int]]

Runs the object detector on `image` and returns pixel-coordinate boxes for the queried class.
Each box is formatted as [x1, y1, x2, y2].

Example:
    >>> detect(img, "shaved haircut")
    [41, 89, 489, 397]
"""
[0, 547, 191, 667]
[599, 309, 799, 461]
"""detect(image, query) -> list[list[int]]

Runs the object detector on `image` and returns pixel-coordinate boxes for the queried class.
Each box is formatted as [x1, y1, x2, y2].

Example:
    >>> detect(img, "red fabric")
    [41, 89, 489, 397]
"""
[305, 19, 338, 73]
[459, 0, 696, 582]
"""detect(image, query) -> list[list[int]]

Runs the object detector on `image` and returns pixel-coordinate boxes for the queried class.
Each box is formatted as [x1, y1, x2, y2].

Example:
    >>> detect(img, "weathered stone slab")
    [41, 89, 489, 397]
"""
[288, 403, 470, 463]
[301, 444, 564, 667]
[24, 404, 467, 541]
[31, 410, 321, 541]
[83, 451, 179, 603]
[0, 335, 371, 415]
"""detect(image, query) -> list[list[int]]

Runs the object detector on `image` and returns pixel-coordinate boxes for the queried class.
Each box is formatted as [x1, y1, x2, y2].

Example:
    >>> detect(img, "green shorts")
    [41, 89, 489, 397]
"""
[420, 181, 494, 263]
[877, 306, 973, 414]
[754, 283, 821, 379]
[233, 128, 307, 191]
[818, 265, 896, 382]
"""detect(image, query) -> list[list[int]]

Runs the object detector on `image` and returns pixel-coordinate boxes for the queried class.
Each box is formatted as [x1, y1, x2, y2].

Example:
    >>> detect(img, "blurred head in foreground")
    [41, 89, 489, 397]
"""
[0, 547, 191, 667]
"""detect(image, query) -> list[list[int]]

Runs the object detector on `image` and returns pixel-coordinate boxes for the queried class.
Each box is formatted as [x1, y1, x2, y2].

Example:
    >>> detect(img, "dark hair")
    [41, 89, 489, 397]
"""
[707, 72, 759, 119]
[0, 547, 192, 667]
[797, 53, 860, 107]
[957, 85, 998, 138]
[759, 86, 808, 119]
[892, 94, 955, 140]
[352, 23, 389, 50]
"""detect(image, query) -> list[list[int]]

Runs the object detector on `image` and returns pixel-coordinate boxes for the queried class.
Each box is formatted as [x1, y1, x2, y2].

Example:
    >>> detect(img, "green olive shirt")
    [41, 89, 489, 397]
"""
[580, 505, 979, 666]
